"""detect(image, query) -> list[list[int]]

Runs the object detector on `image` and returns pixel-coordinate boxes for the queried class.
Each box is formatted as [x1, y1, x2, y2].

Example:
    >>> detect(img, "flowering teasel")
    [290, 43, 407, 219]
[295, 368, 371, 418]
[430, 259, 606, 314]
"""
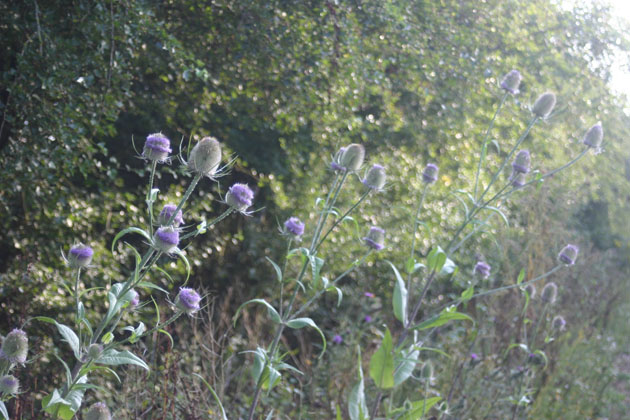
[583, 123, 603, 149]
[422, 163, 439, 184]
[510, 170, 527, 188]
[541, 282, 558, 304]
[552, 315, 566, 331]
[363, 226, 385, 251]
[362, 164, 386, 191]
[175, 287, 201, 315]
[143, 133, 171, 163]
[284, 217, 305, 238]
[474, 261, 491, 279]
[500, 69, 522, 95]
[187, 136, 222, 177]
[558, 244, 579, 265]
[339, 143, 365, 172]
[158, 203, 184, 227]
[0, 329, 28, 364]
[68, 244, 94, 268]
[226, 183, 254, 212]
[331, 147, 347, 171]
[512, 150, 531, 174]
[532, 92, 556, 118]
[153, 226, 179, 253]
[0, 375, 19, 395]
[85, 402, 112, 420]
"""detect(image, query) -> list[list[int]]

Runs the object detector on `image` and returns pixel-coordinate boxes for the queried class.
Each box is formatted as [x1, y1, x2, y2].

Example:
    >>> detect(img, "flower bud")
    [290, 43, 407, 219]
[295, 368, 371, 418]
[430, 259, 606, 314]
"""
[284, 217, 305, 237]
[362, 164, 386, 190]
[583, 123, 603, 149]
[87, 343, 103, 360]
[558, 244, 579, 265]
[187, 136, 222, 177]
[331, 147, 347, 171]
[0, 375, 19, 395]
[1, 329, 28, 364]
[532, 92, 556, 118]
[143, 133, 171, 162]
[68, 244, 94, 268]
[541, 282, 558, 304]
[510, 170, 527, 188]
[85, 402, 112, 420]
[474, 261, 491, 279]
[158, 204, 184, 227]
[363, 226, 385, 251]
[525, 284, 536, 299]
[128, 289, 140, 308]
[175, 287, 201, 314]
[421, 361, 433, 380]
[500, 70, 522, 94]
[226, 183, 254, 212]
[422, 163, 439, 184]
[552, 315, 566, 331]
[153, 226, 179, 253]
[512, 150, 531, 174]
[339, 143, 365, 172]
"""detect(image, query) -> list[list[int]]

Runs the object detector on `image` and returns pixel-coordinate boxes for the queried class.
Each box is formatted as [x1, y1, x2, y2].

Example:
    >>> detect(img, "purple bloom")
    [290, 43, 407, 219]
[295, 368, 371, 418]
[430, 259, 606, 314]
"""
[558, 244, 579, 265]
[510, 170, 527, 188]
[470, 353, 479, 360]
[500, 70, 522, 95]
[127, 289, 140, 308]
[153, 226, 179, 253]
[176, 287, 201, 314]
[0, 329, 28, 364]
[364, 315, 373, 323]
[363, 226, 385, 251]
[332, 334, 343, 344]
[422, 163, 439, 184]
[284, 217, 305, 237]
[512, 150, 531, 174]
[474, 261, 491, 279]
[0, 375, 19, 395]
[532, 92, 556, 118]
[143, 133, 172, 162]
[68, 244, 94, 268]
[364, 292, 375, 298]
[158, 204, 184, 227]
[226, 183, 254, 212]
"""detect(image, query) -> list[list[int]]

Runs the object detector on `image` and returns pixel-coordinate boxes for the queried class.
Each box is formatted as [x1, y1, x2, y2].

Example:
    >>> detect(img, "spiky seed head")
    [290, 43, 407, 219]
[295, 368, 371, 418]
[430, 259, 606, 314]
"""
[284, 217, 305, 237]
[175, 287, 201, 314]
[153, 226, 179, 253]
[500, 70, 522, 94]
[583, 123, 603, 149]
[558, 244, 579, 265]
[187, 137, 222, 177]
[143, 133, 171, 162]
[158, 204, 184, 227]
[68, 244, 94, 268]
[226, 183, 254, 212]
[85, 402, 112, 420]
[422, 163, 439, 183]
[512, 150, 531, 174]
[510, 171, 527, 188]
[552, 315, 566, 331]
[339, 143, 365, 172]
[0, 329, 28, 364]
[363, 226, 385, 250]
[0, 375, 19, 395]
[532, 92, 556, 118]
[541, 282, 558, 304]
[362, 164, 386, 190]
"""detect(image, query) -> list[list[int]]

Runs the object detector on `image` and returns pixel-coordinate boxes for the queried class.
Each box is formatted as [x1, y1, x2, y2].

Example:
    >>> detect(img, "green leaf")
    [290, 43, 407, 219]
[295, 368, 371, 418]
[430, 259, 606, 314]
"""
[327, 285, 343, 307]
[398, 397, 442, 420]
[369, 328, 395, 389]
[233, 298, 282, 326]
[0, 401, 9, 420]
[266, 257, 283, 283]
[387, 261, 407, 325]
[172, 247, 191, 285]
[485, 205, 509, 226]
[413, 307, 474, 331]
[427, 246, 448, 273]
[193, 373, 228, 420]
[55, 323, 80, 360]
[517, 268, 525, 285]
[461, 286, 474, 302]
[349, 346, 368, 420]
[310, 255, 325, 286]
[96, 349, 150, 371]
[137, 281, 169, 294]
[394, 345, 419, 386]
[111, 227, 151, 253]
[101, 331, 114, 344]
[286, 317, 327, 357]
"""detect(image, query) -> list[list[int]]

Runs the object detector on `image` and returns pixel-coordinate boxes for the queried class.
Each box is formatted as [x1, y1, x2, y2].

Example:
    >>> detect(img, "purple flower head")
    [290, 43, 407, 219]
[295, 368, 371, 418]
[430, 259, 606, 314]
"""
[143, 133, 171, 162]
[512, 150, 531, 174]
[364, 315, 373, 323]
[0, 375, 19, 395]
[0, 328, 28, 364]
[85, 402, 111, 420]
[510, 170, 527, 188]
[176, 287, 201, 314]
[226, 183, 254, 212]
[552, 315, 567, 331]
[470, 352, 479, 361]
[126, 289, 140, 308]
[532, 92, 556, 118]
[187, 136, 222, 177]
[68, 244, 94, 268]
[158, 204, 184, 227]
[362, 164, 386, 191]
[558, 244, 579, 265]
[363, 226, 385, 251]
[284, 217, 305, 237]
[422, 163, 439, 184]
[474, 261, 491, 279]
[541, 282, 558, 304]
[364, 292, 375, 298]
[500, 69, 522, 94]
[153, 226, 179, 253]
[583, 123, 603, 149]
[332, 334, 343, 344]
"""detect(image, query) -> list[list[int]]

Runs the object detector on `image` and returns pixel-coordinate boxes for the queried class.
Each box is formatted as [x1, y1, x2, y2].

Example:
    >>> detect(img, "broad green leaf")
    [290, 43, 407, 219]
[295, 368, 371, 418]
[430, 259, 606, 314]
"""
[349, 346, 368, 420]
[387, 261, 407, 325]
[233, 298, 282, 326]
[394, 345, 420, 386]
[55, 322, 80, 359]
[0, 401, 8, 420]
[461, 286, 474, 302]
[369, 328, 395, 389]
[266, 256, 283, 283]
[96, 349, 149, 371]
[286, 317, 327, 357]
[397, 397, 442, 420]
[65, 376, 88, 411]
[111, 227, 151, 253]
[413, 308, 474, 331]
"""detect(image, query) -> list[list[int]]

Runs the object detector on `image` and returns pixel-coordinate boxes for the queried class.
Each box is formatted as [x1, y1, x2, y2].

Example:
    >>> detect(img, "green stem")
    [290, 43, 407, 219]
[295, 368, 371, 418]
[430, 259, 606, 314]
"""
[74, 268, 82, 349]
[180, 208, 233, 240]
[147, 160, 157, 236]
[279, 239, 293, 319]
[315, 189, 371, 250]
[407, 184, 429, 293]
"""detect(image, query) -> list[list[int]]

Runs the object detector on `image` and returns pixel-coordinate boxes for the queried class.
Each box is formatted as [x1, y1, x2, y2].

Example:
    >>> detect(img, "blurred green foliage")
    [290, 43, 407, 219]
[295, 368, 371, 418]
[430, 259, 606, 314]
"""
[1, 0, 629, 418]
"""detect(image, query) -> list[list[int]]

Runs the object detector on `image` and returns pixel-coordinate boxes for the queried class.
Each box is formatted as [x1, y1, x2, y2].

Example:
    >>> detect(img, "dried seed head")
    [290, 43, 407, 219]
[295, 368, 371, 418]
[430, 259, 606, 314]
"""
[583, 123, 603, 149]
[85, 402, 111, 420]
[0, 329, 28, 364]
[362, 164, 386, 190]
[176, 287, 201, 314]
[339, 143, 365, 172]
[552, 315, 566, 331]
[158, 204, 184, 227]
[68, 244, 94, 268]
[500, 70, 522, 94]
[558, 244, 579, 265]
[363, 226, 385, 251]
[512, 150, 531, 174]
[541, 282, 558, 304]
[284, 217, 305, 237]
[0, 375, 19, 395]
[474, 261, 491, 279]
[532, 92, 556, 118]
[143, 133, 171, 162]
[187, 137, 222, 177]
[153, 226, 179, 253]
[226, 183, 254, 212]
[422, 163, 439, 184]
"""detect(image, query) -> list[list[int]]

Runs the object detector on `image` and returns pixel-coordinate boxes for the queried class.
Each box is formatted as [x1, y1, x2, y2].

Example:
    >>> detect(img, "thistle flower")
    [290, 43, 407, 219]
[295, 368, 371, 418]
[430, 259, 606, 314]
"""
[226, 183, 254, 212]
[158, 204, 184, 227]
[175, 287, 201, 315]
[187, 136, 222, 177]
[500, 70, 522, 94]
[68, 244, 94, 268]
[364, 292, 375, 298]
[525, 284, 536, 299]
[362, 164, 386, 190]
[541, 282, 558, 304]
[0, 329, 28, 364]
[470, 353, 479, 362]
[85, 402, 112, 420]
[339, 143, 365, 172]
[153, 226, 179, 253]
[510, 170, 527, 188]
[474, 261, 491, 279]
[87, 343, 103, 360]
[558, 244, 579, 265]
[532, 92, 556, 118]
[143, 133, 171, 162]
[331, 147, 347, 171]
[583, 123, 603, 149]
[364, 315, 373, 323]
[332, 334, 343, 344]
[512, 150, 531, 174]
[552, 315, 567, 331]
[0, 375, 19, 395]
[422, 163, 439, 184]
[284, 217, 305, 237]
[363, 226, 385, 251]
